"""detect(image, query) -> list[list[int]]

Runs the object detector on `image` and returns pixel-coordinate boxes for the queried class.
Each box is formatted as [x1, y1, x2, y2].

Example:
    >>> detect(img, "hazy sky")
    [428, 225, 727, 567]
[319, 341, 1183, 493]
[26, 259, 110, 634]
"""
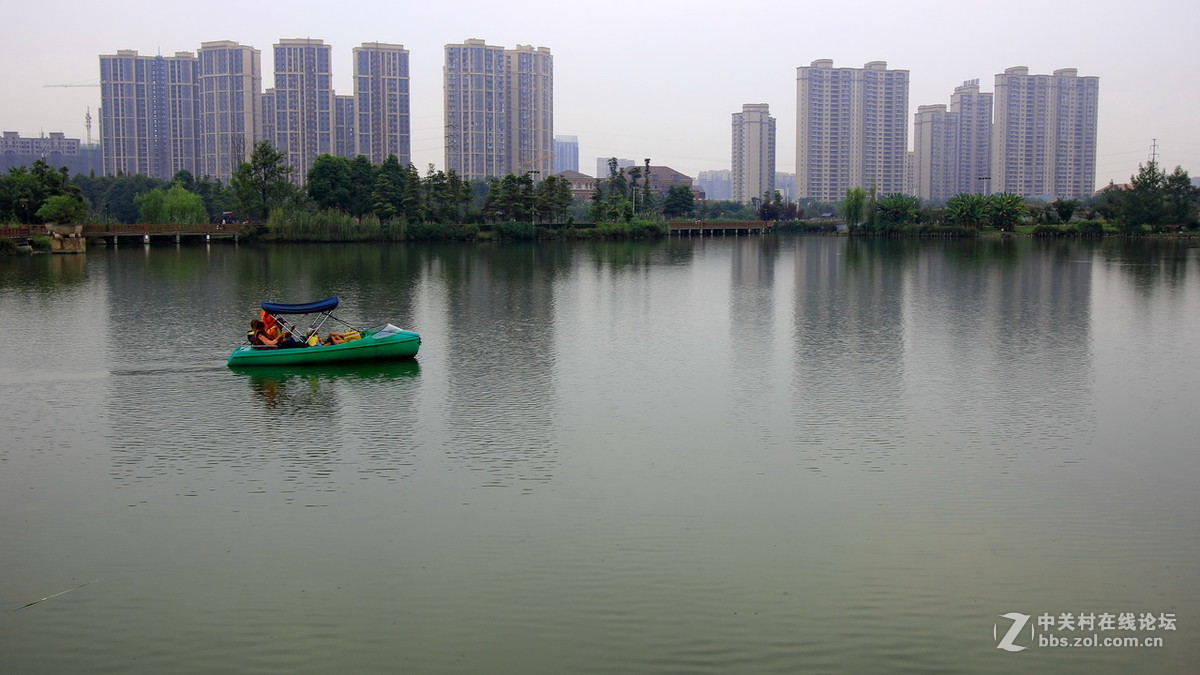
[4, 0, 1197, 188]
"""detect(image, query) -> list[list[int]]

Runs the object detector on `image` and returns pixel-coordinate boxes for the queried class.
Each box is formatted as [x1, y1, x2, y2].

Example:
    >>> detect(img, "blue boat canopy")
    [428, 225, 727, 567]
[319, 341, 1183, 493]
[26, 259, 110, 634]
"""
[260, 296, 339, 314]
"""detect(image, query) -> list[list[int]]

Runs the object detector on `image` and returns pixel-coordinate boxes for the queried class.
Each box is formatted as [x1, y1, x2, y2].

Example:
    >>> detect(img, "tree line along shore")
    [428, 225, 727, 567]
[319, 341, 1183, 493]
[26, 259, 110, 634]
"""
[3, 142, 1197, 252]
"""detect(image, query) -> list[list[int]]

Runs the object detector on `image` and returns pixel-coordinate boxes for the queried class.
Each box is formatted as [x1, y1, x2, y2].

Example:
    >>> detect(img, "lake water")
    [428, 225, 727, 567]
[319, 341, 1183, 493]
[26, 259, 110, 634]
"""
[2, 235, 1198, 673]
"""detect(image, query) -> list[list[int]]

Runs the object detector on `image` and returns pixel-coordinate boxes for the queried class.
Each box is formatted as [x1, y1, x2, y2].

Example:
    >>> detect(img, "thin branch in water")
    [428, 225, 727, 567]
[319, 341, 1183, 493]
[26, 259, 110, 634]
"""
[9, 580, 97, 613]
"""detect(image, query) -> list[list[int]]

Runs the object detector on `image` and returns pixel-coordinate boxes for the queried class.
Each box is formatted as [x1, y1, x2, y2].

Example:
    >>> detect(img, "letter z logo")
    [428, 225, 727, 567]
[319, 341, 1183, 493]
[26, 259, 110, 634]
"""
[995, 612, 1031, 652]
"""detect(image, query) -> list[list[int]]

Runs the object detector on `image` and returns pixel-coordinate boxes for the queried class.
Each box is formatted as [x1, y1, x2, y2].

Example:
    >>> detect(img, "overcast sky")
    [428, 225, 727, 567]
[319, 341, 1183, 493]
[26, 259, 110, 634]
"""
[3, 0, 1197, 188]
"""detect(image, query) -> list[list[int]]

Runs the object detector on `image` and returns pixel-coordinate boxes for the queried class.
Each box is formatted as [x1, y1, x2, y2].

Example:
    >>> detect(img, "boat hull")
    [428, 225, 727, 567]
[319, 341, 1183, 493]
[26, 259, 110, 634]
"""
[227, 330, 420, 367]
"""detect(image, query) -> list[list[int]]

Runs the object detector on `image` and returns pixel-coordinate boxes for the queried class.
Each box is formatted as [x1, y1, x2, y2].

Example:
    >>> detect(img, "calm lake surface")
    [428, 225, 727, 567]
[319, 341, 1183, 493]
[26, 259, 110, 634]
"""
[2, 235, 1198, 673]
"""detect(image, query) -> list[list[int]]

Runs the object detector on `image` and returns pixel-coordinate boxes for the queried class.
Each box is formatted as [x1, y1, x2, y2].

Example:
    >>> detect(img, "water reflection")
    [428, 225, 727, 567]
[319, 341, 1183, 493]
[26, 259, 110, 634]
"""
[1097, 238, 1198, 290]
[903, 240, 1094, 469]
[232, 360, 421, 411]
[790, 236, 908, 472]
[4, 235, 1198, 674]
[728, 236, 781, 444]
[437, 243, 568, 488]
[0, 250, 90, 289]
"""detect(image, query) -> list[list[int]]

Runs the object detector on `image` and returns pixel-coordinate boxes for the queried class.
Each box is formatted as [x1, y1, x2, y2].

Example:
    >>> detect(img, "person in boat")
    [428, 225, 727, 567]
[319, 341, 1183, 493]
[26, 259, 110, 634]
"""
[248, 319, 279, 348]
[322, 329, 361, 346]
[276, 328, 301, 349]
[259, 311, 281, 342]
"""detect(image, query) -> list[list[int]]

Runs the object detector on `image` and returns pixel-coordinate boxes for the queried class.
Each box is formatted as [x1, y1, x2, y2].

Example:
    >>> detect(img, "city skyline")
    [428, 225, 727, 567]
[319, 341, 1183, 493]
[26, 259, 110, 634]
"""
[3, 0, 1197, 190]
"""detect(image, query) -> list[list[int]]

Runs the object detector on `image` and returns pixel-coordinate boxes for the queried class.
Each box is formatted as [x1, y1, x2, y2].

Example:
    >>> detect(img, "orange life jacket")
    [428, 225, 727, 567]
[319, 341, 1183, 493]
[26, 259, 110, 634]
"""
[259, 311, 281, 339]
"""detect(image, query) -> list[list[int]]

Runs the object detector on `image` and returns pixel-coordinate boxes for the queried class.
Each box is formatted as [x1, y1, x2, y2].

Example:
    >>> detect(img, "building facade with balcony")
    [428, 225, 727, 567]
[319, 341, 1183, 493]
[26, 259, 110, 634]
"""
[992, 67, 1098, 199]
[100, 50, 200, 180]
[353, 42, 409, 165]
[197, 40, 261, 183]
[731, 103, 776, 203]
[796, 60, 909, 202]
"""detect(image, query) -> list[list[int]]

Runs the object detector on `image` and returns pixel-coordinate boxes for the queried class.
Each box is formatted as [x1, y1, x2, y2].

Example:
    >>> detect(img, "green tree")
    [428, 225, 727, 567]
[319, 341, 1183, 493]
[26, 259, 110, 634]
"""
[696, 199, 755, 220]
[135, 188, 165, 222]
[1163, 166, 1199, 228]
[0, 160, 80, 223]
[534, 174, 573, 222]
[986, 193, 1025, 231]
[841, 186, 868, 227]
[1052, 198, 1080, 224]
[35, 194, 88, 224]
[1092, 185, 1124, 223]
[230, 141, 294, 221]
[945, 192, 989, 228]
[642, 158, 652, 208]
[758, 190, 798, 220]
[172, 169, 196, 192]
[92, 175, 166, 223]
[348, 155, 377, 217]
[307, 154, 353, 211]
[372, 155, 406, 219]
[483, 173, 535, 222]
[398, 162, 425, 222]
[161, 184, 209, 223]
[193, 175, 230, 220]
[1121, 160, 1167, 232]
[662, 185, 695, 217]
[136, 183, 208, 224]
[875, 193, 920, 229]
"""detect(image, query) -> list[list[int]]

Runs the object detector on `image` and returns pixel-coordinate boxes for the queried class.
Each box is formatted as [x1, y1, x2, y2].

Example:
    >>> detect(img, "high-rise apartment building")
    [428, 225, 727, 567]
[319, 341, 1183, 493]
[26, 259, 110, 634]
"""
[335, 95, 356, 158]
[795, 60, 908, 202]
[99, 50, 200, 180]
[261, 89, 276, 150]
[696, 170, 732, 201]
[913, 80, 994, 202]
[553, 135, 579, 173]
[197, 40, 261, 183]
[353, 42, 409, 165]
[731, 103, 776, 203]
[445, 39, 507, 179]
[506, 44, 554, 177]
[992, 67, 1098, 199]
[951, 80, 992, 196]
[272, 38, 334, 184]
[444, 39, 553, 180]
[775, 172, 795, 202]
[913, 105, 959, 202]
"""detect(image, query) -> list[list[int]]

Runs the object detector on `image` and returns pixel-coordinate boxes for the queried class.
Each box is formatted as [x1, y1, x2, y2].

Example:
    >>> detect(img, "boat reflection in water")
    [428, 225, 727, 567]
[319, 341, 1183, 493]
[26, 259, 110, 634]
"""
[231, 359, 421, 411]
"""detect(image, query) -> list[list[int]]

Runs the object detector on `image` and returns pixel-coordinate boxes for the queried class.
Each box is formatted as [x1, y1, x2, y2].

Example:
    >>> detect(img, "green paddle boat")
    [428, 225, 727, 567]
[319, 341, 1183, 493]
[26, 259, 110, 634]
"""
[227, 296, 420, 367]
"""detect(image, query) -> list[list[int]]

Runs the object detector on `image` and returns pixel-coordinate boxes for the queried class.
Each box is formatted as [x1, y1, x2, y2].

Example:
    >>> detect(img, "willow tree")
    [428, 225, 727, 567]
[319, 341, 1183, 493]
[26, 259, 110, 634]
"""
[841, 186, 868, 227]
[135, 183, 208, 224]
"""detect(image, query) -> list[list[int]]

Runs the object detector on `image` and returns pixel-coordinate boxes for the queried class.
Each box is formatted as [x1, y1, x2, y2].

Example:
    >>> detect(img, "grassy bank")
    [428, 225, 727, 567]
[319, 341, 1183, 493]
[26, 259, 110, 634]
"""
[258, 209, 669, 242]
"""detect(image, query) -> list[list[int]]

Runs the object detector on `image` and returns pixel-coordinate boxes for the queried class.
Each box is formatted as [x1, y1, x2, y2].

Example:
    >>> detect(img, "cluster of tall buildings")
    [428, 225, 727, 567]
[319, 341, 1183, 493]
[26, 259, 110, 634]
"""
[97, 37, 552, 185]
[445, 39, 554, 180]
[784, 60, 1099, 203]
[723, 61, 1099, 205]
[84, 45, 1099, 203]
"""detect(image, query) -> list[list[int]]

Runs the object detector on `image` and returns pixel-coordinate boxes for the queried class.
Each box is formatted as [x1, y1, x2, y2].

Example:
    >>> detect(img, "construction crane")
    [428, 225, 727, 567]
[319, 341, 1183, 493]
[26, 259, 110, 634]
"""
[519, 153, 556, 177]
